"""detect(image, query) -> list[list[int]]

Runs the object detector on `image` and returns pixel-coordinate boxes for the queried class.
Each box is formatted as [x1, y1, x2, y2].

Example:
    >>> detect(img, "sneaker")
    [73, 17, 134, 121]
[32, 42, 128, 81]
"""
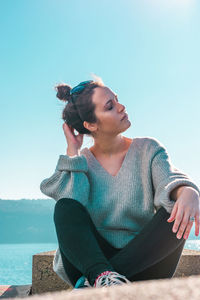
[72, 275, 91, 290]
[94, 271, 130, 288]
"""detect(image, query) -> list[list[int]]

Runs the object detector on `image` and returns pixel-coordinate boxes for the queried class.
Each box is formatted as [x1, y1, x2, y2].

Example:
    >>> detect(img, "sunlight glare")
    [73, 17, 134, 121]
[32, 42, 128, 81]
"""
[141, 0, 196, 20]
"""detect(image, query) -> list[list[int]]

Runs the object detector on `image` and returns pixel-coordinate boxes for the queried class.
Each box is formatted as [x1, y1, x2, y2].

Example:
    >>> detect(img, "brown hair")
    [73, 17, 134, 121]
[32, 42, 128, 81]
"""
[54, 75, 104, 136]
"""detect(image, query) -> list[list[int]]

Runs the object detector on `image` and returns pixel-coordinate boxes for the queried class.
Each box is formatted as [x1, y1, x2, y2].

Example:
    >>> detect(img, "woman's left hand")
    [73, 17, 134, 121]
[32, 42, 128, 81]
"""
[167, 186, 200, 240]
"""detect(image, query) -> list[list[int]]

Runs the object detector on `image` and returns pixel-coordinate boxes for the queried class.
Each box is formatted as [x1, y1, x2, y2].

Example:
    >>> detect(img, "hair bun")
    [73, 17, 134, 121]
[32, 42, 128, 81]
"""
[55, 84, 71, 102]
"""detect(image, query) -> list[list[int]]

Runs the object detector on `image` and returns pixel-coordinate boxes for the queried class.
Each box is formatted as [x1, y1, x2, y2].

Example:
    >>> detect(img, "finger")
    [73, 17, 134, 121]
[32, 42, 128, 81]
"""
[195, 210, 200, 236]
[63, 122, 69, 128]
[64, 123, 74, 134]
[78, 132, 84, 136]
[172, 207, 184, 234]
[183, 219, 193, 240]
[176, 211, 191, 239]
[167, 202, 178, 222]
[63, 123, 75, 139]
[63, 122, 70, 133]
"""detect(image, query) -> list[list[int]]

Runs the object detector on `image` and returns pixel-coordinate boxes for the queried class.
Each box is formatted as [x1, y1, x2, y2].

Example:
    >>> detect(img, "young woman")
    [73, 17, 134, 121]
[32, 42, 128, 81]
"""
[40, 77, 200, 290]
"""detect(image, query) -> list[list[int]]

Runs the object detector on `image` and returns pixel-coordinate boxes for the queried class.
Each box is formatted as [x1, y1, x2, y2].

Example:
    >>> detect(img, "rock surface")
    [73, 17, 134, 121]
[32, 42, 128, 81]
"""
[4, 275, 200, 300]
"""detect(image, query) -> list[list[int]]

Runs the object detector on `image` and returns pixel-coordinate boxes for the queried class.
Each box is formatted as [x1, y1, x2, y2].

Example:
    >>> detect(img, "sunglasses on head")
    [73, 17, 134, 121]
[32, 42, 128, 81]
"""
[69, 80, 94, 123]
[70, 80, 94, 96]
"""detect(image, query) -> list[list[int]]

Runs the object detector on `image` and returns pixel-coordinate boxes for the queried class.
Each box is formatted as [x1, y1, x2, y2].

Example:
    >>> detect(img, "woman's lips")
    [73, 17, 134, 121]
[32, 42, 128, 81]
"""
[121, 113, 128, 120]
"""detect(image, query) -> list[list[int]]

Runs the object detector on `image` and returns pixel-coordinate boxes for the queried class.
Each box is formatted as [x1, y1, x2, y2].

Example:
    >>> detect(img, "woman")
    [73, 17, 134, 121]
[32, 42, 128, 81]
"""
[40, 77, 200, 290]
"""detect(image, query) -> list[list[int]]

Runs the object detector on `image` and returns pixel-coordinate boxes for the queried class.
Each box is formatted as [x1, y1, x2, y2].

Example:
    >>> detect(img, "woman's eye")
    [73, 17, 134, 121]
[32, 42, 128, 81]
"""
[107, 97, 118, 110]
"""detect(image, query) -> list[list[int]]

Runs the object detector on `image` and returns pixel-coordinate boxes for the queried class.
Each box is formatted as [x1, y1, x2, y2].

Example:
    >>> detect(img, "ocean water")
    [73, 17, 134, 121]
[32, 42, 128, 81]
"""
[0, 237, 200, 285]
[0, 243, 58, 285]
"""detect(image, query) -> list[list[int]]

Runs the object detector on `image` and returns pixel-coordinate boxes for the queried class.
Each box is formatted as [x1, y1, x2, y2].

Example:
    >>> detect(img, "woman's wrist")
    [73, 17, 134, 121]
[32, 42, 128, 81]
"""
[66, 148, 80, 157]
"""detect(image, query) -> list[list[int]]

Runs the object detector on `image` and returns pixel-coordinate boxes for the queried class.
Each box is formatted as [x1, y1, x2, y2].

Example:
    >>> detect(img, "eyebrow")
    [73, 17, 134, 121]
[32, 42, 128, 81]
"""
[104, 94, 118, 108]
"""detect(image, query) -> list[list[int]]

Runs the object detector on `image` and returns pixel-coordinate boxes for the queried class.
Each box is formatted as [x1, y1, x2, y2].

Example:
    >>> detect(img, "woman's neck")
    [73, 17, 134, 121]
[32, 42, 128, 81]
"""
[91, 136, 130, 158]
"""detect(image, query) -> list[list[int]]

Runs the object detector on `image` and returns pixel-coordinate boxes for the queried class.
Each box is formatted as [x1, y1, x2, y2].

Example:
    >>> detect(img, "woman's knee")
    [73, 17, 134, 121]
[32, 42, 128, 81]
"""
[54, 198, 73, 224]
[53, 197, 86, 224]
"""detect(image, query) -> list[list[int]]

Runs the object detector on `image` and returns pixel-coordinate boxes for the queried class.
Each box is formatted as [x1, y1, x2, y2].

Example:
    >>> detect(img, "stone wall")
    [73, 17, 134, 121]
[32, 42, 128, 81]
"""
[32, 248, 200, 295]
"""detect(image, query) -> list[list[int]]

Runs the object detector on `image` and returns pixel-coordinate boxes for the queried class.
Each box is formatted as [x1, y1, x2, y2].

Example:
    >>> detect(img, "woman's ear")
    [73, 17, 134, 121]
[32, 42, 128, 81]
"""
[83, 121, 98, 133]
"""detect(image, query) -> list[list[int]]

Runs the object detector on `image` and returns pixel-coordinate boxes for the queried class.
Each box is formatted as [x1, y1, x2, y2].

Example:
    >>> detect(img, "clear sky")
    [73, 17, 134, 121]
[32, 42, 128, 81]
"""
[0, 0, 199, 200]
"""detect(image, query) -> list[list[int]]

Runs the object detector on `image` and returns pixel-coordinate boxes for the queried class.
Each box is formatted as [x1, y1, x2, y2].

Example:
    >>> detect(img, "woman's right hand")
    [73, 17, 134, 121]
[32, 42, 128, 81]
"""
[62, 123, 84, 155]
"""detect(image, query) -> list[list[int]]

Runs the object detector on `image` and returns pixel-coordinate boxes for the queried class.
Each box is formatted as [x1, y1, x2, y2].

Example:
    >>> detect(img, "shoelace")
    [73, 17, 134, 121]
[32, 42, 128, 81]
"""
[94, 271, 130, 287]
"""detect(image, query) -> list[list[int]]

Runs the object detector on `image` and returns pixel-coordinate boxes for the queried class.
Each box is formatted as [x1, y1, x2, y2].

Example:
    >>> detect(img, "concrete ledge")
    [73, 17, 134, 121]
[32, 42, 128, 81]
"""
[32, 248, 200, 295]
[6, 274, 200, 300]
[173, 248, 200, 277]
[32, 250, 71, 295]
[0, 284, 31, 298]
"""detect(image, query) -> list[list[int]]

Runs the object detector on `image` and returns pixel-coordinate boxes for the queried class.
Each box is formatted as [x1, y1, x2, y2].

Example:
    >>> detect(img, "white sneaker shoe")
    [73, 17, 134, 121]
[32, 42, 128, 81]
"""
[94, 271, 130, 288]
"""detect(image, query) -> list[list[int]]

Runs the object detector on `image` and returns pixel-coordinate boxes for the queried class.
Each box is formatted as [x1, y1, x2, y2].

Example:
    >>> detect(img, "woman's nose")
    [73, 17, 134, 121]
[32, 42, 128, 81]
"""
[117, 102, 125, 112]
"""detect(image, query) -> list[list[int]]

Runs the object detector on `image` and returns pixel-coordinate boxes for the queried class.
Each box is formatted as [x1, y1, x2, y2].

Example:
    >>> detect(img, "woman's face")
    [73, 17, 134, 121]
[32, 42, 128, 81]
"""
[86, 86, 131, 136]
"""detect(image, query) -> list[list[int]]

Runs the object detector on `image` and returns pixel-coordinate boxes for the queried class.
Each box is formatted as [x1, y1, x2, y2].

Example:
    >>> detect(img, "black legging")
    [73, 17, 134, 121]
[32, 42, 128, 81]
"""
[54, 198, 186, 287]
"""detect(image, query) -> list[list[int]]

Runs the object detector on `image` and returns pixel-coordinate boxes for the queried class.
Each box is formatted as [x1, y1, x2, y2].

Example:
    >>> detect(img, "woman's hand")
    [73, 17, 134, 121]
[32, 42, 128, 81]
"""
[167, 186, 200, 240]
[62, 123, 84, 155]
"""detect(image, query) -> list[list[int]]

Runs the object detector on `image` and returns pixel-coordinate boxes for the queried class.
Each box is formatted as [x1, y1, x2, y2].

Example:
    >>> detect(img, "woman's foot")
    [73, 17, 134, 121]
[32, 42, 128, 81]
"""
[93, 271, 131, 288]
[72, 275, 92, 290]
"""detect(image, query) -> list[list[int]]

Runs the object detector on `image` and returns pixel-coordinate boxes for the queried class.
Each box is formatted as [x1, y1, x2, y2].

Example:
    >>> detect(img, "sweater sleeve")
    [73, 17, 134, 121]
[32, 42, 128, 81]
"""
[151, 146, 200, 214]
[40, 154, 90, 205]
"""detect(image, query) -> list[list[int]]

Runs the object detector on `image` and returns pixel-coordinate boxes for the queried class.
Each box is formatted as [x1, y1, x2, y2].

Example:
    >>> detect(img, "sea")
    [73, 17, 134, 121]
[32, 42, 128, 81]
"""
[0, 236, 200, 285]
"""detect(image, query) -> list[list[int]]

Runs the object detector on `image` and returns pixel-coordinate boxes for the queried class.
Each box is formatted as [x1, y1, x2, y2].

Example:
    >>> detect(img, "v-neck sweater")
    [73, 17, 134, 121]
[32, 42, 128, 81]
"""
[40, 136, 200, 285]
[85, 140, 134, 178]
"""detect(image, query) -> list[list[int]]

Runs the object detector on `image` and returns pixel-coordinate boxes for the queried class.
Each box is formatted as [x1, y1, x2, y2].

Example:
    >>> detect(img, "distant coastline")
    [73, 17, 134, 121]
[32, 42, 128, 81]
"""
[1, 198, 198, 244]
[0, 199, 57, 244]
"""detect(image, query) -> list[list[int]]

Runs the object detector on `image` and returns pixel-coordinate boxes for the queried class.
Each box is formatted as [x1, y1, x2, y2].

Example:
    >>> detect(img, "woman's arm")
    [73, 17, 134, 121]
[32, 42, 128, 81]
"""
[151, 142, 200, 239]
[170, 185, 187, 201]
[151, 145, 200, 213]
[40, 154, 90, 205]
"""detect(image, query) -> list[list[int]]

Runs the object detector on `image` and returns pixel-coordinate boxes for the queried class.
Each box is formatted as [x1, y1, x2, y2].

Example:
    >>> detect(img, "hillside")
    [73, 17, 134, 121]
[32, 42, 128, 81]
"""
[0, 199, 57, 243]
[0, 198, 197, 244]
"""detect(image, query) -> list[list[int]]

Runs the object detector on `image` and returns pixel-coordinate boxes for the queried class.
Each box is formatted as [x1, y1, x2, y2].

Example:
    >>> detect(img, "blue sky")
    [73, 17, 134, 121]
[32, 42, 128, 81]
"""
[0, 0, 199, 200]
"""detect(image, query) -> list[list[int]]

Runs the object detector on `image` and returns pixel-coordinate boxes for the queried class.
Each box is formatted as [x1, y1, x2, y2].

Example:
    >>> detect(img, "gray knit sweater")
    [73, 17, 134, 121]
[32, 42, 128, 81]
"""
[40, 136, 200, 286]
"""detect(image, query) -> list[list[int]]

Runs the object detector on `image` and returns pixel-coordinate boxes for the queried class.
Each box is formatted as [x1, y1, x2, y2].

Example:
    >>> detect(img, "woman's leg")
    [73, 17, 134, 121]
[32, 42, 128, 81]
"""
[109, 205, 186, 279]
[59, 221, 185, 285]
[54, 198, 116, 286]
[54, 198, 186, 286]
[128, 240, 185, 281]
